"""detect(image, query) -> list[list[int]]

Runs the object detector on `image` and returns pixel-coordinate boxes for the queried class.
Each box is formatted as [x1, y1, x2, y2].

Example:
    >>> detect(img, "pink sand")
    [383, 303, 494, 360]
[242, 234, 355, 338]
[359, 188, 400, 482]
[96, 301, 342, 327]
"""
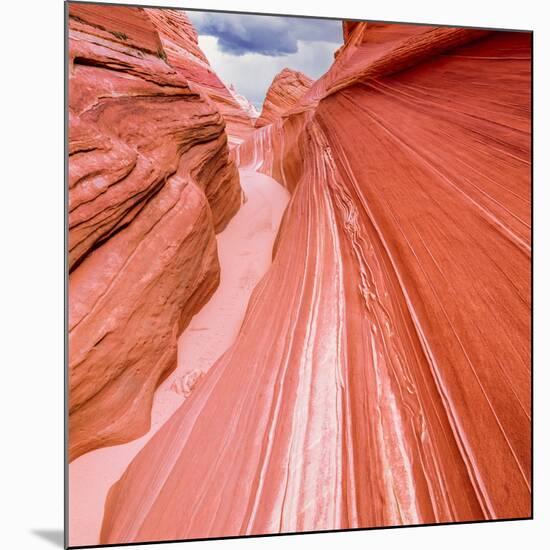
[68, 170, 289, 547]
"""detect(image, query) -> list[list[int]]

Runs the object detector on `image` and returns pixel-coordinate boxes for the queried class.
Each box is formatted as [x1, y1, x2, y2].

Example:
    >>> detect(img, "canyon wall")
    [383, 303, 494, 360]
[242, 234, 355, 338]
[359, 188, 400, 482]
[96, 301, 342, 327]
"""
[254, 68, 313, 128]
[144, 8, 258, 147]
[100, 21, 531, 544]
[239, 22, 532, 523]
[68, 4, 243, 460]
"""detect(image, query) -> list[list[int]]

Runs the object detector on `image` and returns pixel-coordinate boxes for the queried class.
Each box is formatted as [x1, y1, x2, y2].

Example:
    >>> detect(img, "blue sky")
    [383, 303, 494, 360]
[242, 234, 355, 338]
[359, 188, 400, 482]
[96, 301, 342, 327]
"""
[187, 11, 343, 110]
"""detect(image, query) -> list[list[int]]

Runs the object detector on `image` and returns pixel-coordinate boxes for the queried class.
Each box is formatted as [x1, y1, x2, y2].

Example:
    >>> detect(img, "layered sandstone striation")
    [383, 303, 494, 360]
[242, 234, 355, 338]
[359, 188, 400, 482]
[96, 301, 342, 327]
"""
[101, 21, 531, 544]
[68, 167, 289, 547]
[68, 4, 242, 460]
[144, 8, 258, 147]
[254, 68, 313, 128]
[238, 23, 532, 522]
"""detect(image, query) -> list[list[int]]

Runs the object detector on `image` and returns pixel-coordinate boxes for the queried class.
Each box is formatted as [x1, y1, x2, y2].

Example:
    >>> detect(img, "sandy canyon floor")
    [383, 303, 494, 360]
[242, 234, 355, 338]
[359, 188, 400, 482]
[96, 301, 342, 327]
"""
[69, 170, 289, 546]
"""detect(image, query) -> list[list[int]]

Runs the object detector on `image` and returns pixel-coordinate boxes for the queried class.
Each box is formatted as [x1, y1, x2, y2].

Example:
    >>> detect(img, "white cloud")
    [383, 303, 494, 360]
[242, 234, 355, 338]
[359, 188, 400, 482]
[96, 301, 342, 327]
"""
[198, 35, 338, 109]
[188, 12, 342, 56]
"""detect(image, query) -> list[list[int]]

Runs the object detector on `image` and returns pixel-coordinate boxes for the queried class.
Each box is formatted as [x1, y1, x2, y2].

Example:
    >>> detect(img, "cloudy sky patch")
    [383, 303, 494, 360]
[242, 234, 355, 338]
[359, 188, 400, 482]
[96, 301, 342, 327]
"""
[188, 11, 342, 109]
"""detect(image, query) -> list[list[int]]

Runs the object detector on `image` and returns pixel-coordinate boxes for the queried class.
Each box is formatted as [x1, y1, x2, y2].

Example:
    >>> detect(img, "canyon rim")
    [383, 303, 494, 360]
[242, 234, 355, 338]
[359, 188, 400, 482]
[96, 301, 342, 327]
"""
[67, 3, 532, 547]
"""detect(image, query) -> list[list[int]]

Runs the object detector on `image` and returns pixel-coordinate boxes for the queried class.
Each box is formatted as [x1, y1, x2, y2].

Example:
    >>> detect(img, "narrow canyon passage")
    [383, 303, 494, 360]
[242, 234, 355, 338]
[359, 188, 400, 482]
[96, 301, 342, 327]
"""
[68, 9, 532, 545]
[69, 170, 289, 547]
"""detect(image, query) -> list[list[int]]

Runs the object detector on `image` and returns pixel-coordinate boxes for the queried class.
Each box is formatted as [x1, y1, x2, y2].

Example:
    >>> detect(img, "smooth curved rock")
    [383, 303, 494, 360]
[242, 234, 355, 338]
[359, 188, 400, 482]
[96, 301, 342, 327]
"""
[68, 5, 241, 460]
[101, 22, 531, 544]
[144, 8, 258, 147]
[68, 168, 289, 547]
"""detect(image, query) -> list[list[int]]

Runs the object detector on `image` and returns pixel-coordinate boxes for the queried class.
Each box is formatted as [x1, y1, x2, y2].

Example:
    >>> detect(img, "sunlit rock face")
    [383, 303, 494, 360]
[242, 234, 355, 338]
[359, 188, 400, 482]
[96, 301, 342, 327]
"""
[67, 4, 242, 461]
[238, 23, 532, 523]
[144, 8, 258, 147]
[100, 19, 531, 544]
[254, 67, 314, 128]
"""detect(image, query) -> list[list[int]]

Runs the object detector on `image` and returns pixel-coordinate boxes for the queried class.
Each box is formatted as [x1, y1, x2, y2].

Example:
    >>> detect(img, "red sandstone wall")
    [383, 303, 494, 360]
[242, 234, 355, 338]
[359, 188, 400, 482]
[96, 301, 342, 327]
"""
[68, 4, 242, 460]
[144, 8, 258, 147]
[100, 22, 531, 544]
[255, 68, 313, 128]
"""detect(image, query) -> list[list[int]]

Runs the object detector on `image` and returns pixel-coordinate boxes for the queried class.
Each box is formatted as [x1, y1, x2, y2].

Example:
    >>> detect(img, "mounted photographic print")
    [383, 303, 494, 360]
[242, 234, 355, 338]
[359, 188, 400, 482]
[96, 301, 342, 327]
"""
[66, 1, 533, 547]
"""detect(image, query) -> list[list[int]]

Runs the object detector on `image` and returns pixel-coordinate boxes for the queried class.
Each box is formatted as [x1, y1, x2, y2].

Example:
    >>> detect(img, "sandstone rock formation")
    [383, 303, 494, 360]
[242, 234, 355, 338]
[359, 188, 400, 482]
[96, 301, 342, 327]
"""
[68, 4, 242, 461]
[229, 84, 260, 123]
[144, 8, 258, 147]
[100, 21, 531, 544]
[254, 68, 313, 128]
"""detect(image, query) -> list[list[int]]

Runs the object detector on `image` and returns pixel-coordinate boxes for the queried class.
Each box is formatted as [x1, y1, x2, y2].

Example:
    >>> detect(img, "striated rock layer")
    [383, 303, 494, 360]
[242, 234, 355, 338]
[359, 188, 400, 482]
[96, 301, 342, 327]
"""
[254, 68, 313, 128]
[100, 21, 531, 543]
[68, 4, 242, 461]
[144, 8, 258, 147]
[68, 168, 289, 547]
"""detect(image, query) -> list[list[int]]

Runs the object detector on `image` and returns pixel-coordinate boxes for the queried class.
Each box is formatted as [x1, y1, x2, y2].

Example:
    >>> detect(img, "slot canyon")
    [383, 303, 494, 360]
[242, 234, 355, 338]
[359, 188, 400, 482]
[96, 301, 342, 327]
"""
[67, 4, 531, 547]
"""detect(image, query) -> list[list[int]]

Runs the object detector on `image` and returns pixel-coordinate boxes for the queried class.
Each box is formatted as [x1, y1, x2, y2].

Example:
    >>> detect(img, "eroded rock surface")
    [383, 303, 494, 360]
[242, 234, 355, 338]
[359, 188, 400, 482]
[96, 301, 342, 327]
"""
[144, 8, 258, 147]
[254, 68, 313, 128]
[101, 21, 531, 544]
[68, 4, 241, 461]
